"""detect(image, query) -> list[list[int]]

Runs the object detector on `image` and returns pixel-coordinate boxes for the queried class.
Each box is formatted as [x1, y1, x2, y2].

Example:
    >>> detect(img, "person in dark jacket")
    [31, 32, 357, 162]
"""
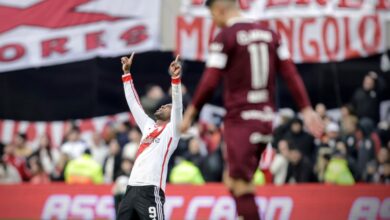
[284, 118, 315, 162]
[103, 139, 122, 183]
[357, 118, 377, 181]
[285, 147, 315, 183]
[351, 71, 385, 124]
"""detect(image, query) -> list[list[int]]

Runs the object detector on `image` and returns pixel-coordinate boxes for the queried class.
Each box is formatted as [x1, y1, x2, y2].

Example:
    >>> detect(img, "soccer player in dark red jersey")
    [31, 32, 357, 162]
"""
[181, 0, 324, 219]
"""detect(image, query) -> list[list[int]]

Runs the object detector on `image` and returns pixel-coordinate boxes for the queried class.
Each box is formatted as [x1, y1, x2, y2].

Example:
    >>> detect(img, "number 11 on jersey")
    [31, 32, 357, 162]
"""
[248, 42, 269, 90]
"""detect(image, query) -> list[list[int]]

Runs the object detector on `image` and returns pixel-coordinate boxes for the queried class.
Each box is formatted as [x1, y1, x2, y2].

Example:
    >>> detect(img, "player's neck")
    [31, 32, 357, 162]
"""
[156, 120, 168, 126]
[224, 10, 241, 26]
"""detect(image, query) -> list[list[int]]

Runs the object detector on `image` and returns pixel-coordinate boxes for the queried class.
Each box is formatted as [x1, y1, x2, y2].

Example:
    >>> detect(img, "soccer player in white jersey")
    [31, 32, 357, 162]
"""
[117, 53, 182, 220]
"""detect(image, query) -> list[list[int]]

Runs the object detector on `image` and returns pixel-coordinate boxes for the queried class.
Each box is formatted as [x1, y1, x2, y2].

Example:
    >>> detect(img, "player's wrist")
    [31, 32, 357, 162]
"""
[171, 76, 181, 84]
[122, 72, 132, 82]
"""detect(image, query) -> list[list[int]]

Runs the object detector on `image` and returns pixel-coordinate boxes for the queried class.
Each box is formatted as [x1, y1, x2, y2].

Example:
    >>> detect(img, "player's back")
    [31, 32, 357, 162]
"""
[213, 19, 279, 120]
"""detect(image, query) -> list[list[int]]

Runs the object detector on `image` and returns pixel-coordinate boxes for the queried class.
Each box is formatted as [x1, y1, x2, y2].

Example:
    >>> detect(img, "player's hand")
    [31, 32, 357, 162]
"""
[169, 55, 181, 78]
[121, 52, 135, 74]
[301, 107, 324, 138]
[180, 105, 197, 133]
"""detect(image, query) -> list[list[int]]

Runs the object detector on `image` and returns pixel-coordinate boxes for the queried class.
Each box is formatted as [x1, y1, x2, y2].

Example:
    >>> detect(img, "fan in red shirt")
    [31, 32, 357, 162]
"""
[181, 0, 324, 219]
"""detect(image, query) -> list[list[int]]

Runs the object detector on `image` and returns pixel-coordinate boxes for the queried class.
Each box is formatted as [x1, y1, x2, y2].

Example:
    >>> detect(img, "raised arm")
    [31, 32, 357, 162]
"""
[169, 55, 183, 138]
[121, 53, 154, 133]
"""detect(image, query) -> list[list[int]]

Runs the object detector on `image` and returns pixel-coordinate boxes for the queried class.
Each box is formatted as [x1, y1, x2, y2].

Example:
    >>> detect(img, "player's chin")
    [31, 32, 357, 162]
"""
[154, 112, 163, 120]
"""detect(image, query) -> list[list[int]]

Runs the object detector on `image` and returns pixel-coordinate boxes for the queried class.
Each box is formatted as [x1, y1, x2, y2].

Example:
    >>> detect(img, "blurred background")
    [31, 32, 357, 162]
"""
[0, 0, 389, 219]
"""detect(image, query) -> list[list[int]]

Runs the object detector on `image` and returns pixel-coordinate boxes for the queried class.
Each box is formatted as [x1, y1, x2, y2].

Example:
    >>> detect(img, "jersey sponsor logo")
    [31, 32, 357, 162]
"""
[348, 197, 390, 220]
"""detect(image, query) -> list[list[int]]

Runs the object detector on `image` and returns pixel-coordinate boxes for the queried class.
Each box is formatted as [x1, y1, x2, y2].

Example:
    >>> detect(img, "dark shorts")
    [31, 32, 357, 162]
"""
[117, 185, 165, 220]
[224, 120, 272, 182]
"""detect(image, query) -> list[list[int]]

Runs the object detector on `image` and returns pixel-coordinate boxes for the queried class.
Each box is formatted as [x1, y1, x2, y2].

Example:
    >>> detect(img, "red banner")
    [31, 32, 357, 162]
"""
[0, 184, 389, 220]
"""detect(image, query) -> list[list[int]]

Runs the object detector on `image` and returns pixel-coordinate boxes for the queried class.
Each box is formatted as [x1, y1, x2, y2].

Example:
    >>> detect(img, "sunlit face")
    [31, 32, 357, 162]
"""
[154, 104, 172, 121]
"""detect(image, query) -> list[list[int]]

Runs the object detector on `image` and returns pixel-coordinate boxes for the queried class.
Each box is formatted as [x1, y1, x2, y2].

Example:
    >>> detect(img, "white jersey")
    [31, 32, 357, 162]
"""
[122, 73, 182, 192]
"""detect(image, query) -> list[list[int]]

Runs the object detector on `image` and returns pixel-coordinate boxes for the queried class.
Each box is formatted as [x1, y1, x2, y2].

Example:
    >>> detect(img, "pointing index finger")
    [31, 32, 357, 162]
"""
[129, 52, 135, 61]
[174, 55, 180, 63]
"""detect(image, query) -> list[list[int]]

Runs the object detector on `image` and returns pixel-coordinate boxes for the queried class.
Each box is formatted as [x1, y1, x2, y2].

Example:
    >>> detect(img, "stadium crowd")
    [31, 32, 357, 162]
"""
[0, 71, 389, 187]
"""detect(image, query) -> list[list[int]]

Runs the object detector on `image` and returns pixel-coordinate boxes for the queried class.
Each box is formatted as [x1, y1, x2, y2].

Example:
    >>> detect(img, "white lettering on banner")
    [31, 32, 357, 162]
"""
[380, 198, 390, 219]
[177, 0, 389, 63]
[209, 196, 236, 220]
[349, 197, 390, 220]
[185, 196, 215, 219]
[165, 196, 184, 219]
[41, 195, 72, 220]
[70, 195, 98, 219]
[266, 197, 293, 220]
[164, 196, 293, 219]
[0, 0, 162, 72]
[41, 194, 294, 219]
[42, 195, 115, 220]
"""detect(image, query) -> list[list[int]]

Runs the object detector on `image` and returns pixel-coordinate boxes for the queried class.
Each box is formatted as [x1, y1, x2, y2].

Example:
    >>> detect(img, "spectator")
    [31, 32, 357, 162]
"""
[320, 122, 341, 150]
[315, 103, 330, 124]
[377, 121, 390, 150]
[122, 127, 142, 161]
[169, 159, 205, 185]
[351, 71, 383, 123]
[90, 133, 108, 166]
[3, 143, 31, 181]
[64, 149, 103, 184]
[324, 149, 355, 185]
[340, 104, 356, 134]
[252, 169, 266, 185]
[182, 137, 206, 168]
[270, 140, 290, 185]
[314, 147, 332, 182]
[199, 122, 222, 154]
[112, 158, 134, 213]
[116, 122, 130, 148]
[51, 153, 69, 181]
[28, 135, 59, 176]
[336, 141, 358, 180]
[357, 118, 378, 181]
[0, 143, 21, 184]
[61, 127, 88, 159]
[285, 147, 315, 183]
[284, 118, 315, 161]
[272, 108, 294, 147]
[365, 148, 389, 183]
[341, 116, 359, 159]
[29, 156, 50, 184]
[200, 145, 224, 182]
[103, 139, 122, 183]
[14, 133, 32, 158]
[141, 84, 165, 116]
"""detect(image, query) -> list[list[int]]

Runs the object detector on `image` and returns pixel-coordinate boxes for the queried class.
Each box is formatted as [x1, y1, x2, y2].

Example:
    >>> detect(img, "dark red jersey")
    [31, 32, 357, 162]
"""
[192, 17, 310, 122]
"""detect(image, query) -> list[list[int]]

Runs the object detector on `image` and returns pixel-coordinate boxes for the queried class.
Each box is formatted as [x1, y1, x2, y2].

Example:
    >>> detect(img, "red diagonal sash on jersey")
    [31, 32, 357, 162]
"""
[135, 123, 167, 159]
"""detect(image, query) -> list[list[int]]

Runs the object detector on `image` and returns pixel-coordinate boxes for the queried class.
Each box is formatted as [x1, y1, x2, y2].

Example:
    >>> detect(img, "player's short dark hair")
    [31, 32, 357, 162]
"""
[206, 0, 236, 7]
